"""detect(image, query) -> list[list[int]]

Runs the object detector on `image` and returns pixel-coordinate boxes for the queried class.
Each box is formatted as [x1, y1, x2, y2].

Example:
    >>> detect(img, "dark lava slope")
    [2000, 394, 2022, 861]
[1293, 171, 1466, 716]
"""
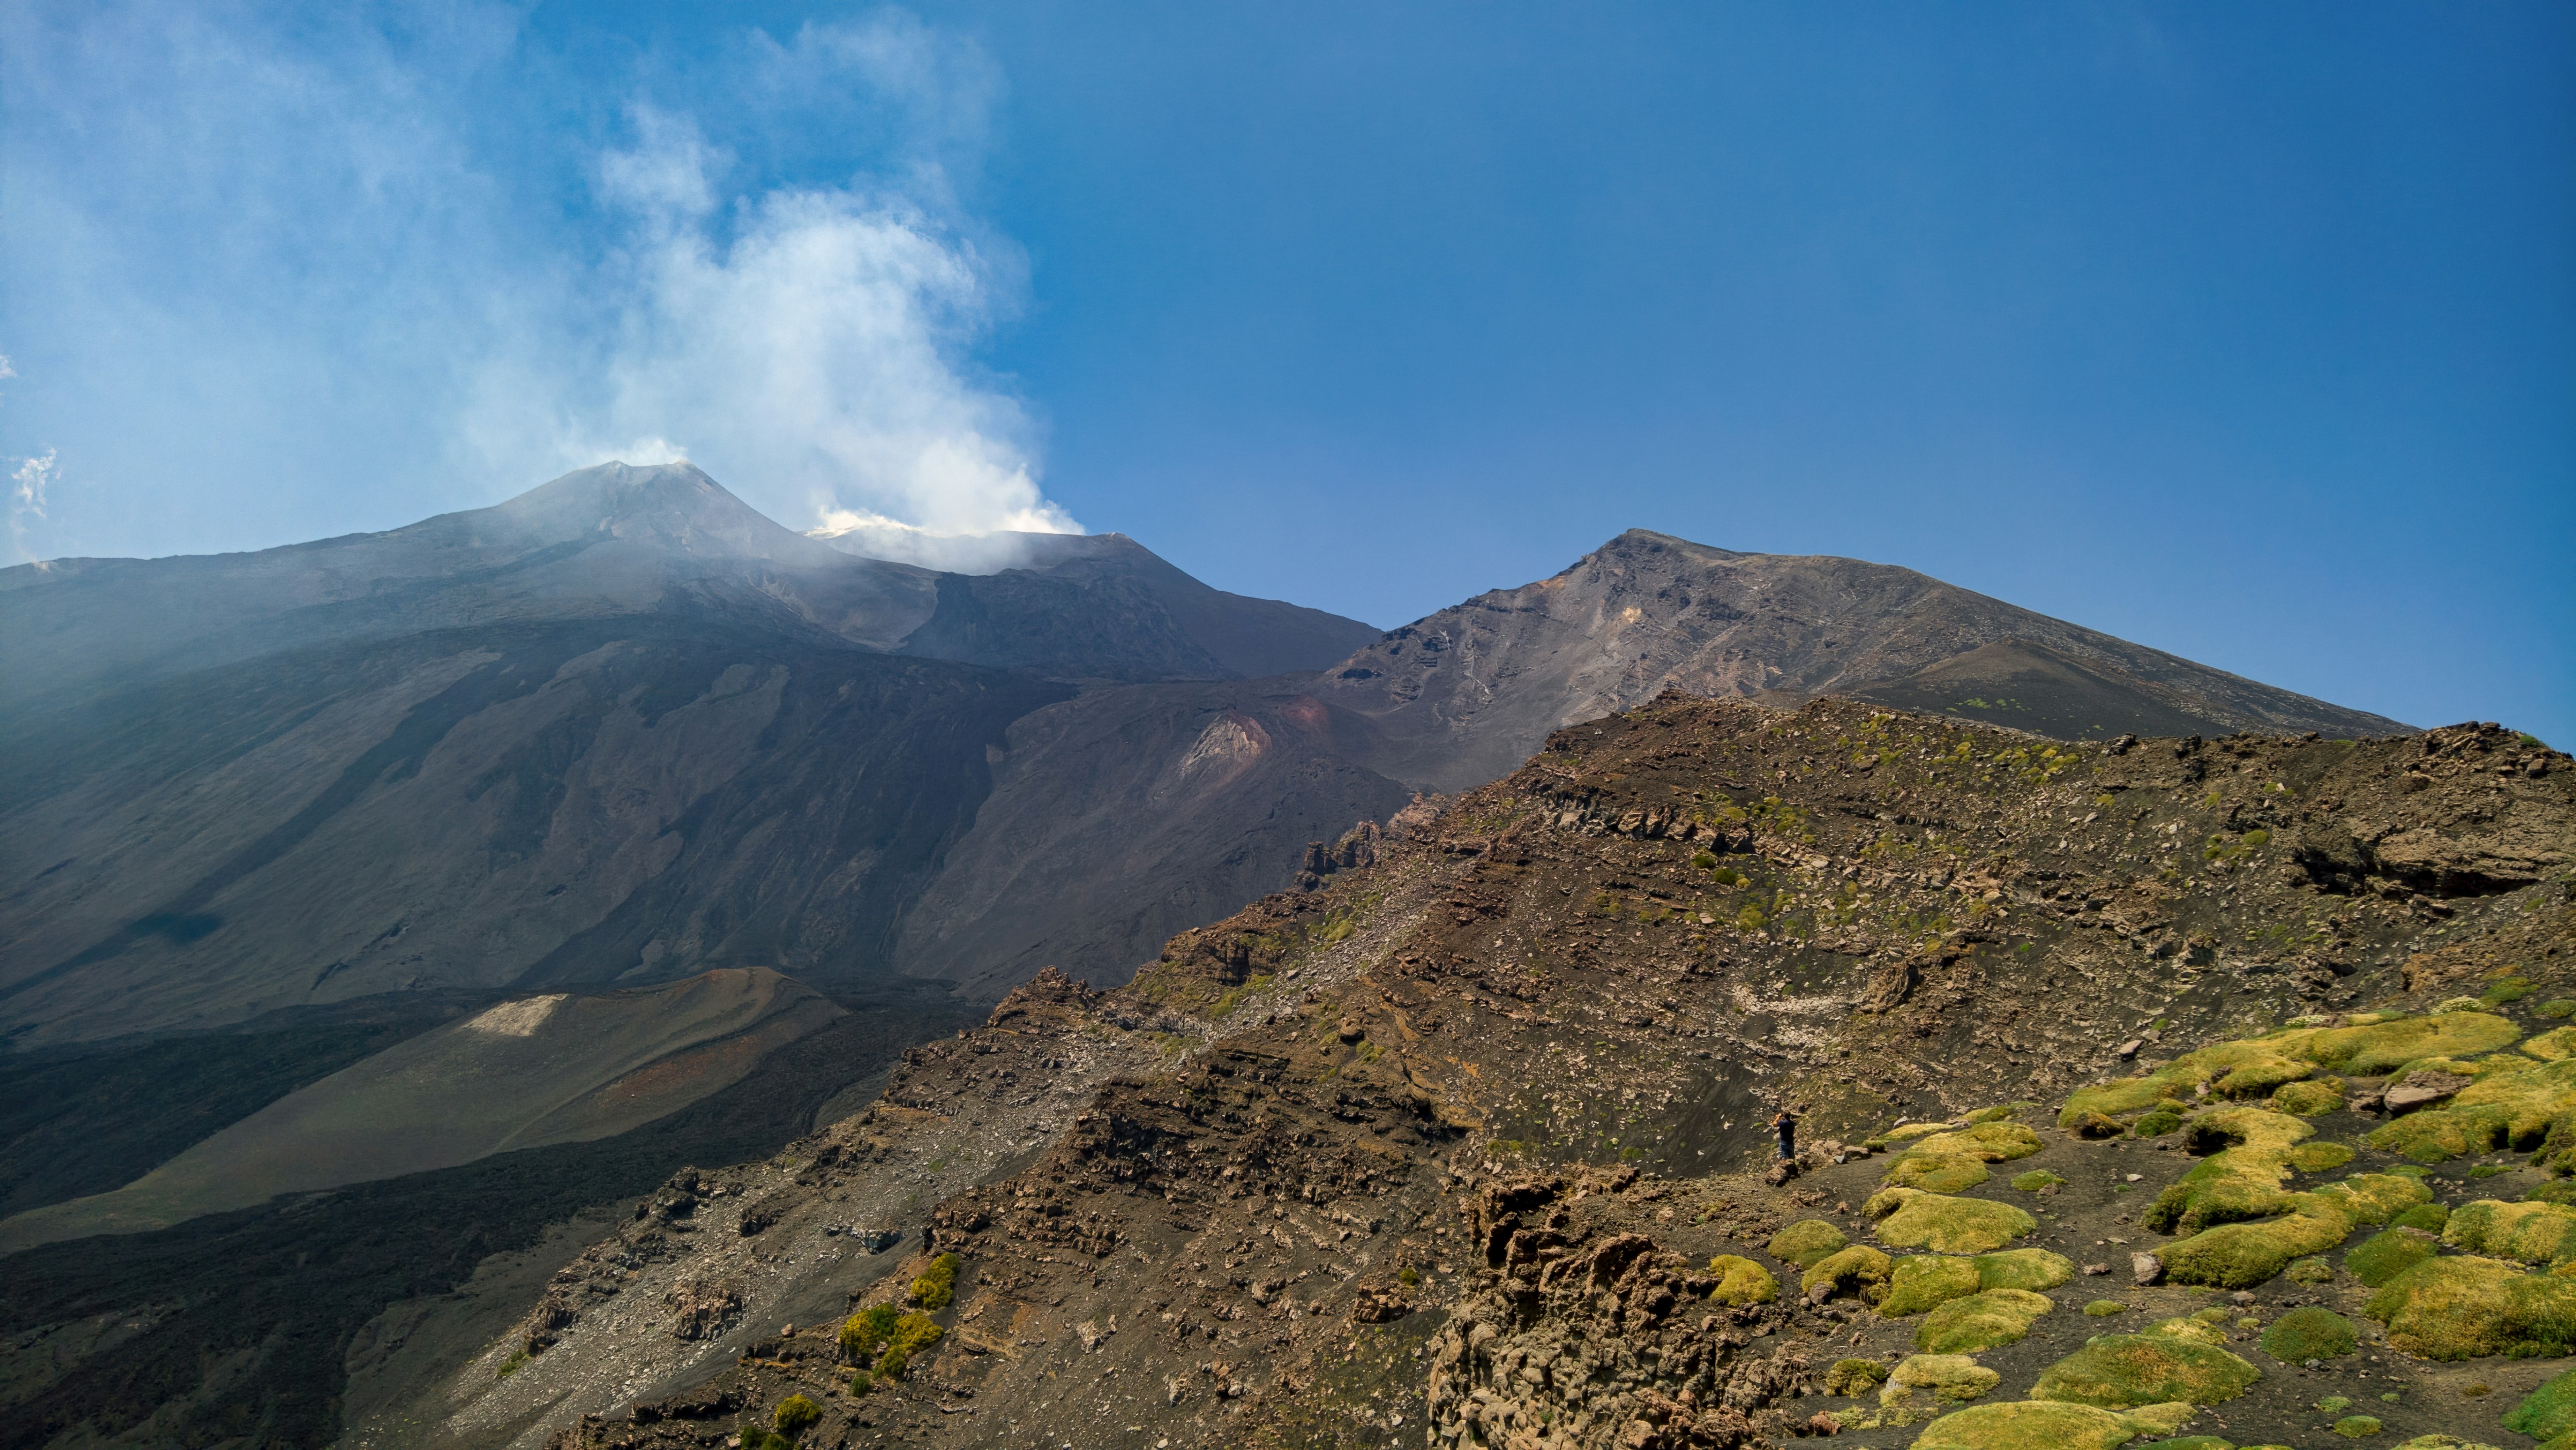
[881, 531, 1380, 682]
[379, 700, 2567, 1450]
[1, 612, 1068, 1043]
[0, 464, 1387, 1046]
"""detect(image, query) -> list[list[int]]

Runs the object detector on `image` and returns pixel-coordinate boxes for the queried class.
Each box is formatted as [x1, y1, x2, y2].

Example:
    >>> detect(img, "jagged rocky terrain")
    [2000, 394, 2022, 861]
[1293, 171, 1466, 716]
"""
[252, 700, 2571, 1450]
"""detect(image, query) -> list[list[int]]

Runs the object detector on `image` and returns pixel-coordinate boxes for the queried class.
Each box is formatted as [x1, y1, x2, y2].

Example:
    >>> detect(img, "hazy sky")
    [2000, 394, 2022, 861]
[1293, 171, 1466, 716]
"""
[3, 2, 2570, 742]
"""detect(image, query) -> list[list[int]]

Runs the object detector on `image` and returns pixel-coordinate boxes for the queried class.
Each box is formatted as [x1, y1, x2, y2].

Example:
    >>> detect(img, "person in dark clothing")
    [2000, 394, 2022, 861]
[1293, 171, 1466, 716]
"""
[1771, 1108, 1799, 1160]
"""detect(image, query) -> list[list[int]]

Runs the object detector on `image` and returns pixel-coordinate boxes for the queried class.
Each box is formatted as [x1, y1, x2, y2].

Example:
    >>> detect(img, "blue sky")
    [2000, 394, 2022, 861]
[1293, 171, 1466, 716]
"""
[3, 3, 2570, 743]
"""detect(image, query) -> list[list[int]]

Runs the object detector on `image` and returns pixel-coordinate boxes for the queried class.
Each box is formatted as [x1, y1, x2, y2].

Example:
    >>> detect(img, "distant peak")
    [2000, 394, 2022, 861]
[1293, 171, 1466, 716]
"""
[1599, 528, 1747, 560]
[485, 461, 819, 559]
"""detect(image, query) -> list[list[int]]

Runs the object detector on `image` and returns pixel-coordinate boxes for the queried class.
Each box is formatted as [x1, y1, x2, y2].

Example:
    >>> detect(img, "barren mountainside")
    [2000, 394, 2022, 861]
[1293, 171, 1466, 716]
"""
[160, 697, 2565, 1450]
[0, 968, 840, 1255]
[1318, 531, 2410, 792]
[0, 464, 1388, 1045]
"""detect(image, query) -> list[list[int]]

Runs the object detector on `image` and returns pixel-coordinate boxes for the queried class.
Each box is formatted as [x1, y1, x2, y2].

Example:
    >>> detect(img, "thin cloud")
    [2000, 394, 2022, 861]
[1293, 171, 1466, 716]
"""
[10, 449, 57, 564]
[3, 6, 1074, 563]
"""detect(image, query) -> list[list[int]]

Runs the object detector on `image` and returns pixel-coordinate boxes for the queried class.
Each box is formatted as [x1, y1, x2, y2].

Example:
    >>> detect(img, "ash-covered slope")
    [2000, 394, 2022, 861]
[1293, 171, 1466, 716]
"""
[0, 614, 1066, 1044]
[1317, 530, 2410, 791]
[0, 463, 942, 706]
[889, 681, 1412, 995]
[832, 530, 1382, 682]
[355, 702, 2568, 1450]
[0, 968, 838, 1254]
[0, 465, 1388, 1046]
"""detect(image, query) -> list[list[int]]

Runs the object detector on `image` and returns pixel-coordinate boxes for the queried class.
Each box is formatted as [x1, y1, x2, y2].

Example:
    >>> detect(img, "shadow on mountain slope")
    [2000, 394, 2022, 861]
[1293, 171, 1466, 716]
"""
[0, 980, 981, 1450]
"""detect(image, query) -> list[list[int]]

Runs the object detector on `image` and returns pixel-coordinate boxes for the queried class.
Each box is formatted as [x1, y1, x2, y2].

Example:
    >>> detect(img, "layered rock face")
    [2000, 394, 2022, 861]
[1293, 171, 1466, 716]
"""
[367, 699, 2571, 1450]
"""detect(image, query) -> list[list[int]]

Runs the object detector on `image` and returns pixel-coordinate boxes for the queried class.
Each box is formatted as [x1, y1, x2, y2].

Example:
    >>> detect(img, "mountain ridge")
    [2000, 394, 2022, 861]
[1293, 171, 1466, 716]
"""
[370, 702, 2570, 1450]
[1, 473, 2420, 1050]
[1318, 528, 2410, 792]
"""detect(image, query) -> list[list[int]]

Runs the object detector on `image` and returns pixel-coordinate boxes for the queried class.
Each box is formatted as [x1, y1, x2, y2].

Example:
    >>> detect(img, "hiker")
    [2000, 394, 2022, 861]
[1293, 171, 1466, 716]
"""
[1771, 1107, 1799, 1161]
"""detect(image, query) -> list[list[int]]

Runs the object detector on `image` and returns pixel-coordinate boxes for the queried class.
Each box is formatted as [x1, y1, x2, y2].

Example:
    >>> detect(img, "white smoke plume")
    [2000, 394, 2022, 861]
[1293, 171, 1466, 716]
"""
[10, 448, 58, 565]
[462, 18, 1077, 570]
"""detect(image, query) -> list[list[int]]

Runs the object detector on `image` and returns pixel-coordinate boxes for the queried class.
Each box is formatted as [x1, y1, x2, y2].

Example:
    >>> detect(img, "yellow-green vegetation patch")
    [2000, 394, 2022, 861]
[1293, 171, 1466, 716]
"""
[1882, 1353, 2001, 1406]
[2286, 1256, 2334, 1285]
[1965, 1103, 2039, 1124]
[2061, 1040, 2300, 1128]
[2218, 1055, 2316, 1099]
[2392, 1202, 2448, 1232]
[1894, 1158, 1994, 1193]
[2133, 1439, 2231, 1450]
[839, 1302, 945, 1377]
[1805, 1244, 1894, 1305]
[2483, 976, 2534, 1007]
[2367, 1057, 2576, 1167]
[2130, 1108, 2187, 1139]
[1868, 1187, 2038, 1253]
[1883, 1249, 2074, 1317]
[2273, 1080, 2348, 1117]
[2143, 1107, 2312, 1236]
[2521, 1028, 2576, 1062]
[2087, 1300, 2128, 1317]
[1886, 1121, 1964, 1142]
[2258, 1306, 2358, 1363]
[2503, 1367, 2576, 1441]
[2015, 1170, 2069, 1192]
[2332, 1415, 2384, 1438]
[2159, 1203, 2354, 1289]
[840, 1303, 903, 1360]
[2305, 1013, 2521, 1074]
[2361, 1253, 2576, 1359]
[1883, 1255, 1984, 1317]
[2443, 1199, 2576, 1267]
[2060, 1016, 2522, 1134]
[2345, 1228, 2440, 1288]
[2031, 1325, 2263, 1408]
[2290, 1141, 2357, 1173]
[1706, 1254, 1778, 1306]
[2159, 1313, 2231, 1345]
[1978, 1248, 2076, 1291]
[2312, 1173, 2434, 1227]
[1912, 1400, 2198, 1450]
[908, 1251, 961, 1309]
[1769, 1218, 1850, 1267]
[2151, 1141, 2414, 1289]
[1888, 1123, 2047, 1193]
[874, 1311, 944, 1377]
[1824, 1357, 1892, 1396]
[2387, 1439, 2505, 1450]
[1919, 1288, 2054, 1353]
[773, 1393, 822, 1437]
